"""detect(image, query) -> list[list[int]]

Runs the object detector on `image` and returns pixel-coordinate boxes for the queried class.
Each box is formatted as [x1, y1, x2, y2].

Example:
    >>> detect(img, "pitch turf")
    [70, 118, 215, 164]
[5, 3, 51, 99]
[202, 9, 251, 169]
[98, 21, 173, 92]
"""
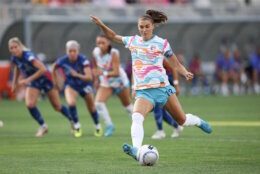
[0, 95, 260, 174]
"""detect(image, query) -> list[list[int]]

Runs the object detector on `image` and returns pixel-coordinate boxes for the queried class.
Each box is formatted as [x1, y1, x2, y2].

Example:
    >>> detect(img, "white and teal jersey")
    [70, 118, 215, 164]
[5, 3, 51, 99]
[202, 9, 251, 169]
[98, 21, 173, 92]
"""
[122, 35, 174, 90]
[93, 47, 129, 88]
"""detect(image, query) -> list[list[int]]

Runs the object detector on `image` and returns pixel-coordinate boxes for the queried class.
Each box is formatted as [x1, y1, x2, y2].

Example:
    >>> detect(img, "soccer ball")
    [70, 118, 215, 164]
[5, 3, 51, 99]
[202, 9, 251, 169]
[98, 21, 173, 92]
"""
[137, 145, 159, 166]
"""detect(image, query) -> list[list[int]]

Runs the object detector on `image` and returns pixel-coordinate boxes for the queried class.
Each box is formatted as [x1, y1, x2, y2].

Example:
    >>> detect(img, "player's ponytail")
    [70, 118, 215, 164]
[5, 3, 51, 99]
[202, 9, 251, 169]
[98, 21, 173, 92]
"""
[140, 9, 168, 25]
[8, 37, 28, 50]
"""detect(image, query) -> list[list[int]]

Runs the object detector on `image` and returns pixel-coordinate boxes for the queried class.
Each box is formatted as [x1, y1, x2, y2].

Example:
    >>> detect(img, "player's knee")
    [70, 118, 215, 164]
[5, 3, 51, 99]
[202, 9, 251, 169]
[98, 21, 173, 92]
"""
[176, 117, 186, 126]
[26, 102, 36, 109]
[95, 102, 104, 110]
[52, 103, 61, 111]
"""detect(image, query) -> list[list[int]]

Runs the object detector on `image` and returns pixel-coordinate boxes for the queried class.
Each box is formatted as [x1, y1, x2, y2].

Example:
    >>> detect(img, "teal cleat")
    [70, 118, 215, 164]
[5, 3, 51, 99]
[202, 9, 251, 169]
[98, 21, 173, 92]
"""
[104, 124, 115, 137]
[198, 120, 212, 134]
[122, 143, 138, 160]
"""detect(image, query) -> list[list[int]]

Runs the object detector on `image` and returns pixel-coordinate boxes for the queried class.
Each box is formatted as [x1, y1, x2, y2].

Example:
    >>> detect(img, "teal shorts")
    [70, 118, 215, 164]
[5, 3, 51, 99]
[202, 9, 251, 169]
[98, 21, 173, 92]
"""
[135, 85, 176, 108]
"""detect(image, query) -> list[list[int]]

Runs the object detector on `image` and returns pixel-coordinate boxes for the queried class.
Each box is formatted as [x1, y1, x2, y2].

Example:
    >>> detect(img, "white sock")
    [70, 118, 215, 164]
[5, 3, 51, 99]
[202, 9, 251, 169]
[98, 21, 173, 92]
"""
[131, 112, 144, 148]
[95, 123, 101, 130]
[183, 113, 201, 126]
[95, 102, 113, 126]
[125, 104, 133, 117]
[74, 122, 81, 129]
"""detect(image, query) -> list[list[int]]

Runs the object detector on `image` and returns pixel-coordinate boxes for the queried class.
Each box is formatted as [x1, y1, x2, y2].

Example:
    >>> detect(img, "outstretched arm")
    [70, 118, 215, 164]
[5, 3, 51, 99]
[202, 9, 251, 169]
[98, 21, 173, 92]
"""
[90, 15, 123, 44]
[168, 54, 193, 81]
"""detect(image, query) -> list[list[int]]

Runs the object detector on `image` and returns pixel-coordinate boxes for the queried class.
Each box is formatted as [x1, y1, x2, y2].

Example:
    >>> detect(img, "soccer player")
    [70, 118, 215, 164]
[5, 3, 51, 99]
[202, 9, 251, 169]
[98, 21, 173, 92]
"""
[52, 40, 102, 138]
[91, 9, 212, 161]
[92, 35, 133, 137]
[151, 58, 183, 139]
[9, 37, 73, 137]
[0, 120, 3, 128]
[250, 47, 260, 94]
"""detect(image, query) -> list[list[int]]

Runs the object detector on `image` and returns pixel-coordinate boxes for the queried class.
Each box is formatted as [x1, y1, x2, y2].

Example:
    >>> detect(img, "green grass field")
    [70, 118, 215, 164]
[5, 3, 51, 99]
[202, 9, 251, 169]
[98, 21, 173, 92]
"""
[0, 95, 260, 174]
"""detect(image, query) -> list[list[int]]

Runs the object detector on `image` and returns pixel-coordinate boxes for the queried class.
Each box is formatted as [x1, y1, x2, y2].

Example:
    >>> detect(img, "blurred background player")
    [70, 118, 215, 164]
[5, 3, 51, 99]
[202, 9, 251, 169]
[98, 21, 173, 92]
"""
[92, 35, 133, 137]
[250, 47, 260, 94]
[215, 49, 237, 95]
[151, 58, 184, 139]
[9, 37, 73, 137]
[52, 40, 102, 138]
[91, 9, 212, 161]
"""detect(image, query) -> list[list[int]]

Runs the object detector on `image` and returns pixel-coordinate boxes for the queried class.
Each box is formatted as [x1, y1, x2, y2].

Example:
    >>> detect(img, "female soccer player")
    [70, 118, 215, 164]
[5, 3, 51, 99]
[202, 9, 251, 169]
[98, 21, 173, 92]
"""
[9, 37, 73, 137]
[152, 58, 183, 139]
[91, 9, 212, 160]
[52, 40, 101, 138]
[92, 35, 133, 137]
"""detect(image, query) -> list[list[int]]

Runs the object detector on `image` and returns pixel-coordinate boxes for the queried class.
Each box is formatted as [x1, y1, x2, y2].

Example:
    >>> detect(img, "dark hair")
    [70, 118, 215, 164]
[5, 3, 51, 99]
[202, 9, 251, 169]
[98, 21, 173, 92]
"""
[140, 9, 168, 25]
[97, 34, 112, 53]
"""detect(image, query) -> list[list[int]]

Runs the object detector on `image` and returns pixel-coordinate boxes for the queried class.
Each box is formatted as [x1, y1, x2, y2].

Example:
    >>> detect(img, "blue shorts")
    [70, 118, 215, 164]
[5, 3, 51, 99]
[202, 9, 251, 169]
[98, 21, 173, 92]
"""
[135, 85, 176, 108]
[28, 77, 54, 93]
[66, 84, 93, 98]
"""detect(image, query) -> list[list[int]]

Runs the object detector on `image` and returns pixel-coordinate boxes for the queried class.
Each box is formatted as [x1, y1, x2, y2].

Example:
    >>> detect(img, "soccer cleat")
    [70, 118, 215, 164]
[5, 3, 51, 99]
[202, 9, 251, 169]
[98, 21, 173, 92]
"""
[171, 126, 184, 138]
[74, 128, 82, 138]
[197, 120, 212, 134]
[104, 124, 115, 137]
[94, 127, 103, 137]
[151, 130, 166, 139]
[36, 125, 48, 137]
[122, 143, 138, 160]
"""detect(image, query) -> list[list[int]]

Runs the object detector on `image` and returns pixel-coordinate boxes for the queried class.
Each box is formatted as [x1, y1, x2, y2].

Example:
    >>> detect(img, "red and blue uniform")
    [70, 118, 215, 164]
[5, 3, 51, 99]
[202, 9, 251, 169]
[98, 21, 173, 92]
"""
[11, 50, 53, 93]
[56, 55, 93, 97]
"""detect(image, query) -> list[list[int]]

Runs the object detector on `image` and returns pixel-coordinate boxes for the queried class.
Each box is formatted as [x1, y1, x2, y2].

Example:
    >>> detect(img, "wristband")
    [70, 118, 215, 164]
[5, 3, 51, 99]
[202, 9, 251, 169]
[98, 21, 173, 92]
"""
[173, 80, 179, 85]
[103, 71, 108, 76]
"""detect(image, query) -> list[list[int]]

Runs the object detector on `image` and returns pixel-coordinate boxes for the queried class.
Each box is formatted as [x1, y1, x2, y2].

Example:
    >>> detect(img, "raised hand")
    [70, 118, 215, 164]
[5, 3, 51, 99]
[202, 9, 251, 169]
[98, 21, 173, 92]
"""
[90, 15, 104, 26]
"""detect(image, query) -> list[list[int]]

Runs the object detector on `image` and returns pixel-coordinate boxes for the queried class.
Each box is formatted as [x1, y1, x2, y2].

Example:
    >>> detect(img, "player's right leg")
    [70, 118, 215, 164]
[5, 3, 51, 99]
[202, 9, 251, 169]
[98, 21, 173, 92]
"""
[25, 87, 48, 137]
[95, 87, 114, 137]
[123, 97, 153, 160]
[64, 86, 81, 137]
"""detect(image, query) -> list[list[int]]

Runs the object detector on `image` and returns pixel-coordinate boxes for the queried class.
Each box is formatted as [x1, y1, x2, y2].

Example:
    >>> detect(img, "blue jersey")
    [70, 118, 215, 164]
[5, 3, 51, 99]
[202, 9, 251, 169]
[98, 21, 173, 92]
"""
[250, 53, 260, 74]
[11, 50, 52, 82]
[56, 55, 91, 87]
[216, 54, 233, 72]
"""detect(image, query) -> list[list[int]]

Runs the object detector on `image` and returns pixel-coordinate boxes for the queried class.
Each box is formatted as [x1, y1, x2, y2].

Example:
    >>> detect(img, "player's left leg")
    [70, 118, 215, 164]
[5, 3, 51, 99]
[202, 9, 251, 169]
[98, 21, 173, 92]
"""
[83, 93, 102, 137]
[47, 88, 73, 122]
[161, 109, 184, 138]
[165, 94, 212, 134]
[116, 87, 133, 117]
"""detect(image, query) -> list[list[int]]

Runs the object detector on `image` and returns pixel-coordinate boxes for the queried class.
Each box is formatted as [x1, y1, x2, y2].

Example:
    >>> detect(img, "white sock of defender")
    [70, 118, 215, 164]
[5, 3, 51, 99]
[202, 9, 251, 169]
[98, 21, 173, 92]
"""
[95, 123, 101, 130]
[74, 122, 81, 129]
[183, 113, 201, 126]
[125, 104, 133, 117]
[95, 102, 113, 126]
[131, 112, 144, 148]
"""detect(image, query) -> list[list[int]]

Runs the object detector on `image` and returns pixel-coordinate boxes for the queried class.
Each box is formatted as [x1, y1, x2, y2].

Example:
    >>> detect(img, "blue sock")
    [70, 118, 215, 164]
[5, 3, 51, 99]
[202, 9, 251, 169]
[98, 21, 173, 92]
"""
[60, 105, 73, 121]
[91, 110, 99, 125]
[28, 107, 45, 126]
[153, 103, 163, 130]
[69, 106, 79, 123]
[162, 110, 179, 128]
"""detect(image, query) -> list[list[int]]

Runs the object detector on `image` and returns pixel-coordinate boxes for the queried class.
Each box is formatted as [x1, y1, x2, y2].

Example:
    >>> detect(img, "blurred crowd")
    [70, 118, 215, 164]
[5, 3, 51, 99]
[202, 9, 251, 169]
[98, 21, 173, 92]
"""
[175, 37, 260, 96]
